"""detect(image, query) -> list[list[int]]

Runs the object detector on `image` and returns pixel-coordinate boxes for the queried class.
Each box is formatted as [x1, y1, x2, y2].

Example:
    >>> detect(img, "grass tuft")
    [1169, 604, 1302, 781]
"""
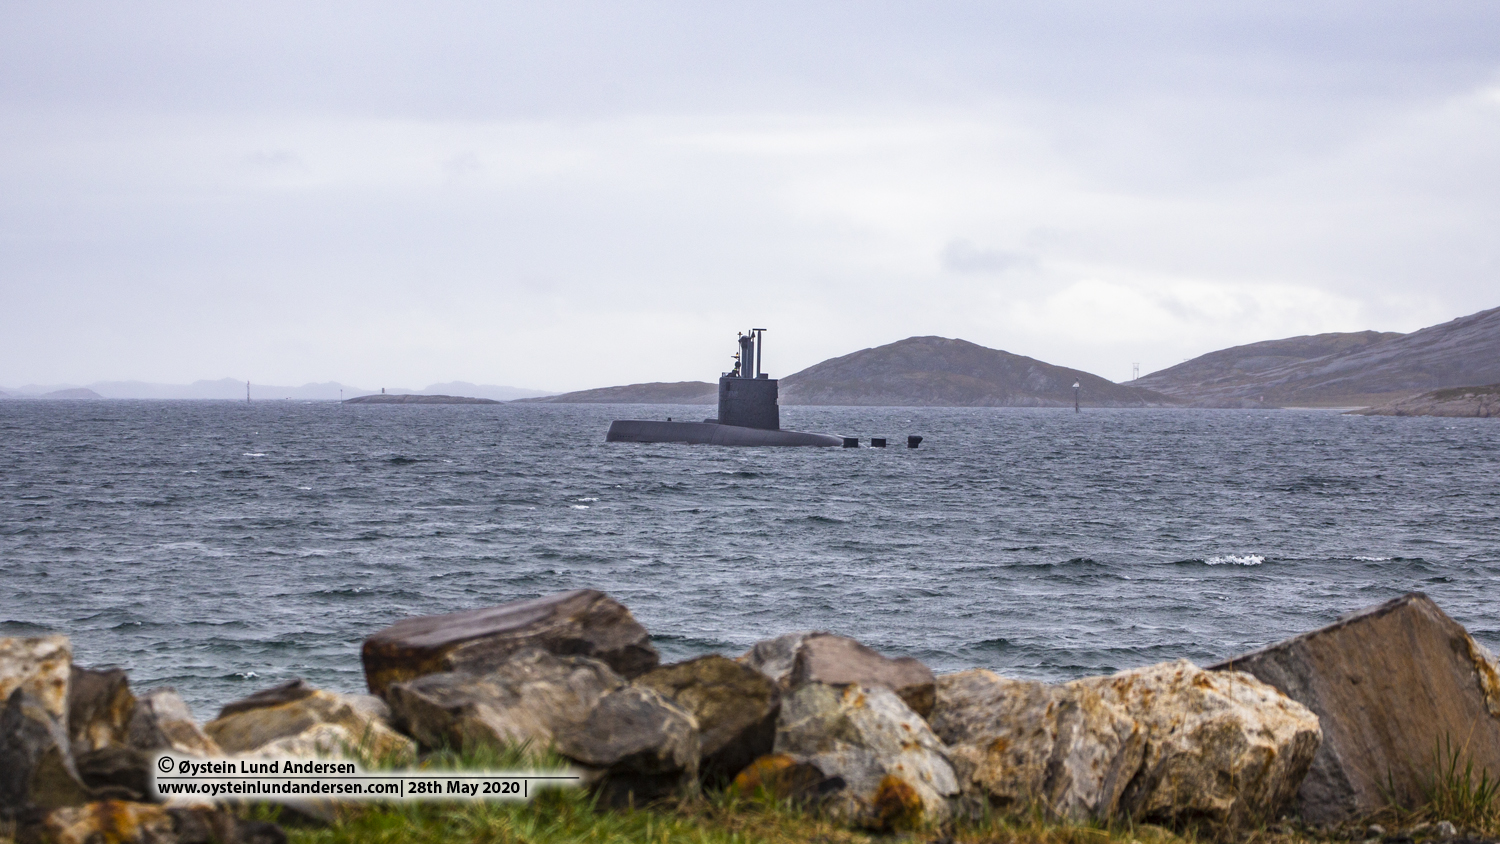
[1417, 733, 1499, 833]
[1380, 733, 1500, 836]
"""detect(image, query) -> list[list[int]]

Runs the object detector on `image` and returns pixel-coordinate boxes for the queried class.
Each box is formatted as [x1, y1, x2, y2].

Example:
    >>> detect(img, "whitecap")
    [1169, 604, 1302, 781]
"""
[1353, 555, 1392, 562]
[242, 452, 266, 457]
[571, 504, 590, 510]
[1205, 554, 1265, 566]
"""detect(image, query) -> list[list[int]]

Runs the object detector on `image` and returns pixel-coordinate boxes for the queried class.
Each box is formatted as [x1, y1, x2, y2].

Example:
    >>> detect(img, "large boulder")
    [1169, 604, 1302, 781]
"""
[635, 655, 779, 784]
[1085, 660, 1320, 825]
[1210, 592, 1500, 824]
[22, 800, 286, 844]
[932, 661, 1320, 825]
[128, 689, 221, 758]
[556, 686, 701, 807]
[932, 669, 1145, 820]
[385, 649, 624, 753]
[742, 632, 936, 718]
[205, 679, 415, 764]
[362, 590, 659, 697]
[774, 683, 959, 829]
[0, 636, 72, 724]
[0, 689, 91, 818]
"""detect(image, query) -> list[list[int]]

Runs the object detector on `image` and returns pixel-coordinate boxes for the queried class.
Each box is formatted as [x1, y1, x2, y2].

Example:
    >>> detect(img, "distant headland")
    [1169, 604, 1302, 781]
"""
[343, 394, 501, 405]
[1349, 383, 1500, 417]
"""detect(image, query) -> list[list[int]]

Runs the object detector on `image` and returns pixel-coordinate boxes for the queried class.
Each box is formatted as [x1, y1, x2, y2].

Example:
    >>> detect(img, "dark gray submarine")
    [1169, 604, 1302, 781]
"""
[606, 329, 844, 447]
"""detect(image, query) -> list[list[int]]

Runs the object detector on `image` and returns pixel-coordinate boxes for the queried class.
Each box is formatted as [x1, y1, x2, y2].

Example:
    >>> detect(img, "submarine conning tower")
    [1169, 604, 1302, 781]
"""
[718, 328, 779, 431]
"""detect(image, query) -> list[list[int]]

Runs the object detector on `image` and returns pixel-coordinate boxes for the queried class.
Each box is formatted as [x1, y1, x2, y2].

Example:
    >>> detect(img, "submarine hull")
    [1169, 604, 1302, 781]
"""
[606, 420, 842, 447]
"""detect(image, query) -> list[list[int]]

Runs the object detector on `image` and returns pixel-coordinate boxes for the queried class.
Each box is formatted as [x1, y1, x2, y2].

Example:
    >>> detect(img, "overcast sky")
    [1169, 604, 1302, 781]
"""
[3, 2, 1498, 391]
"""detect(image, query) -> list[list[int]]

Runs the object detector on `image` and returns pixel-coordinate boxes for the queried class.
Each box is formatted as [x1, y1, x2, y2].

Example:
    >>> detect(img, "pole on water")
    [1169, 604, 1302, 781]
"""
[1073, 381, 1080, 413]
[246, 381, 250, 403]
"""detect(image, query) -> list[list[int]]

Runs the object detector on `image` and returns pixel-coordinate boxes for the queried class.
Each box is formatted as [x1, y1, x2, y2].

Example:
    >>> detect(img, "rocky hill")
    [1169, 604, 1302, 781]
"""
[1348, 383, 1500, 418]
[522, 381, 717, 404]
[1136, 305, 1500, 407]
[779, 336, 1172, 407]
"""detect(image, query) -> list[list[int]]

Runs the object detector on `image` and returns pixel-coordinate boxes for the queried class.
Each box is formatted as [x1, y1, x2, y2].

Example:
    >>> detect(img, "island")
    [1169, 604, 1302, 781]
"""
[342, 394, 500, 405]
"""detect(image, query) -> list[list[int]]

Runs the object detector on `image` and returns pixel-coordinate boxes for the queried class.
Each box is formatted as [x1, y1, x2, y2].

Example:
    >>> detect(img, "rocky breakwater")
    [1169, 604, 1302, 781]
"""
[6, 589, 1497, 839]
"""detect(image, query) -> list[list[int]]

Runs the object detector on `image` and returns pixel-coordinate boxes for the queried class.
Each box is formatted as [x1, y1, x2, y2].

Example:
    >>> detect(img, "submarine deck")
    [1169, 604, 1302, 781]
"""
[606, 420, 842, 447]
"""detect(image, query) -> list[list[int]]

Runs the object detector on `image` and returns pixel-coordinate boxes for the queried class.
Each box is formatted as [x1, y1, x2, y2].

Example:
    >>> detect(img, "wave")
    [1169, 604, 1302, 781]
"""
[1203, 554, 1265, 566]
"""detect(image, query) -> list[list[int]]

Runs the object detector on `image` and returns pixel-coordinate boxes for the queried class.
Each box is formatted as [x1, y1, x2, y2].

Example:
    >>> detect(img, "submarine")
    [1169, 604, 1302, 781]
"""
[606, 329, 844, 447]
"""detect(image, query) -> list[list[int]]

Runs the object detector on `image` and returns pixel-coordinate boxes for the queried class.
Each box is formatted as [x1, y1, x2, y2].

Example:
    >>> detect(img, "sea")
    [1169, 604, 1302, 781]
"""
[2, 400, 1497, 718]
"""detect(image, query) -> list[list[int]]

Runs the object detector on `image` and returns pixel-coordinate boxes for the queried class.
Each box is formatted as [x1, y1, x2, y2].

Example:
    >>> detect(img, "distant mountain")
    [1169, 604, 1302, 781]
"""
[0, 378, 553, 401]
[778, 336, 1172, 407]
[1136, 305, 1500, 407]
[523, 381, 717, 404]
[42, 388, 104, 399]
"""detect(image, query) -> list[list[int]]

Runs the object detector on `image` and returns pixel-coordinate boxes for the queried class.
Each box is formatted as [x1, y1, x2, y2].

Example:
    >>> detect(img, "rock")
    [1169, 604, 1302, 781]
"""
[729, 753, 838, 803]
[774, 682, 958, 829]
[931, 660, 1320, 825]
[930, 668, 1145, 820]
[1083, 660, 1321, 825]
[385, 649, 624, 754]
[741, 631, 936, 718]
[741, 631, 821, 684]
[128, 689, 221, 758]
[0, 636, 72, 723]
[21, 800, 286, 844]
[1210, 593, 1500, 824]
[556, 685, 700, 807]
[362, 589, 659, 697]
[73, 744, 153, 801]
[1437, 821, 1457, 838]
[205, 679, 415, 764]
[253, 722, 365, 759]
[68, 666, 137, 758]
[0, 689, 91, 817]
[635, 655, 779, 784]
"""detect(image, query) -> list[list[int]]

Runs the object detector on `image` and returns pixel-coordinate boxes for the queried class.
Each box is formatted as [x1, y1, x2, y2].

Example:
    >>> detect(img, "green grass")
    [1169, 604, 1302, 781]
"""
[242, 744, 1217, 844]
[1380, 733, 1500, 836]
[250, 743, 1231, 844]
[277, 789, 1224, 844]
[1417, 734, 1499, 833]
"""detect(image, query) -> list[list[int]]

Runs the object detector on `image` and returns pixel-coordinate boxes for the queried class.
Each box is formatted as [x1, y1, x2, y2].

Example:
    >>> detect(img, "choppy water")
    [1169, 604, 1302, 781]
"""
[2, 400, 1497, 718]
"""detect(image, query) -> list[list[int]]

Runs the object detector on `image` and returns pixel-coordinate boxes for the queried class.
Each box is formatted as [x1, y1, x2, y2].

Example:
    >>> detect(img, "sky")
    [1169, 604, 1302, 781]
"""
[3, 2, 1499, 391]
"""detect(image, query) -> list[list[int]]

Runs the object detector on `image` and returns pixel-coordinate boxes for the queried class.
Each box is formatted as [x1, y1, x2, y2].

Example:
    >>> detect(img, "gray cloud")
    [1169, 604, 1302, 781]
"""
[1, 2, 1498, 388]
